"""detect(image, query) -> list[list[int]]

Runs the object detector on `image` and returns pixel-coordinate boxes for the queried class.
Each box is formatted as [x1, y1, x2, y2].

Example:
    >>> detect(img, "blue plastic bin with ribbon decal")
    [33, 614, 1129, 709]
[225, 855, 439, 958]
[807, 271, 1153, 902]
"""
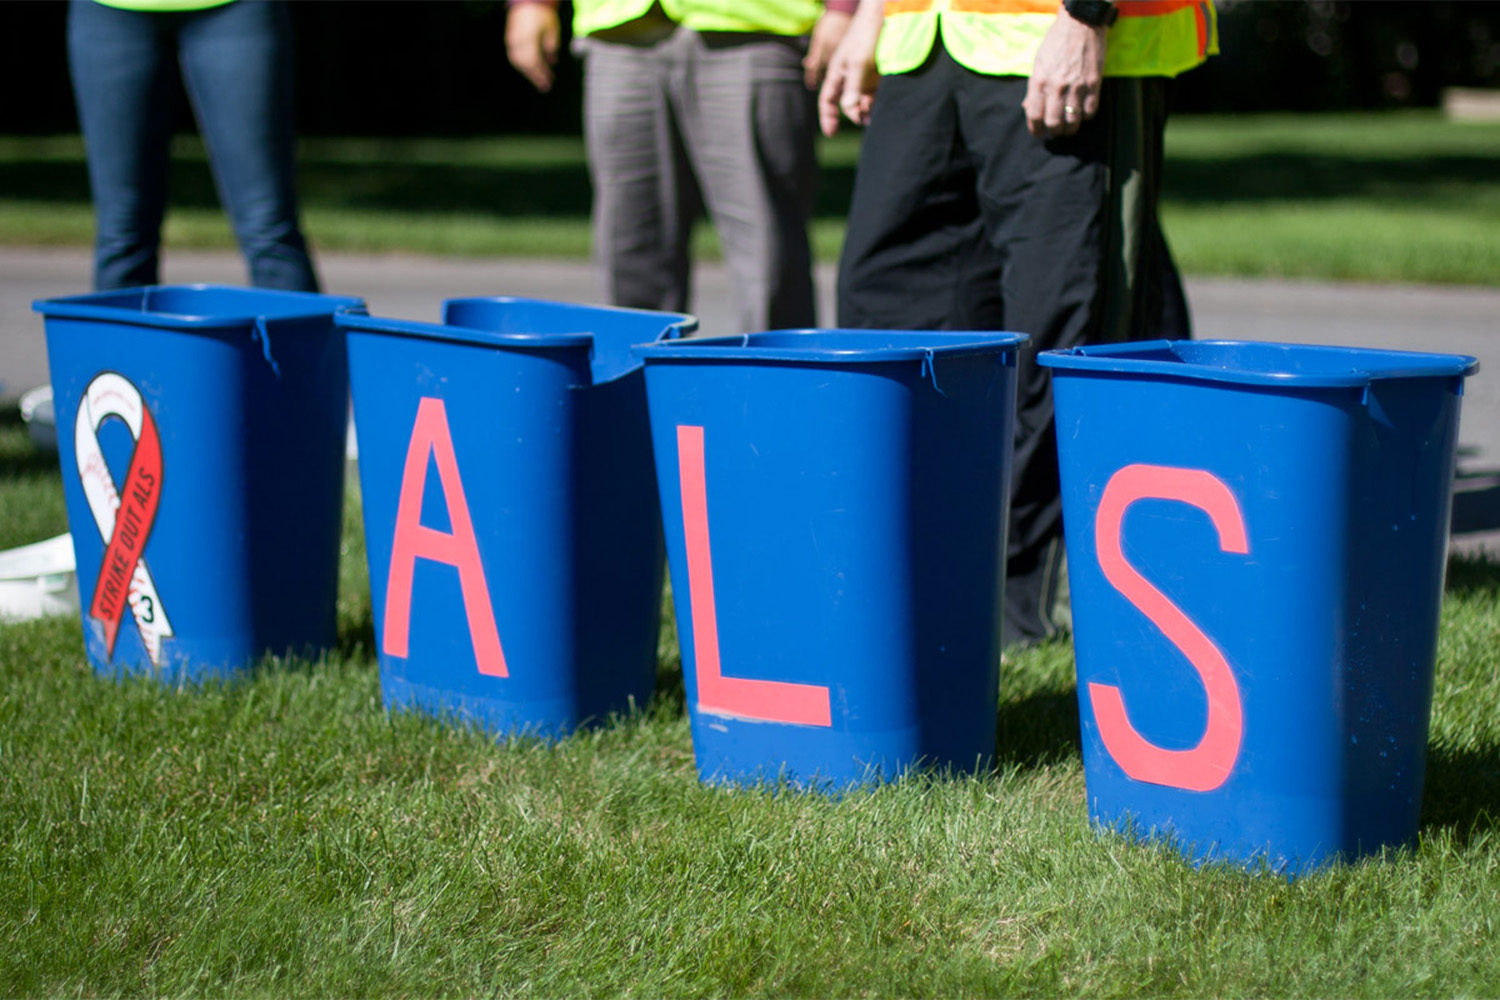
[1039, 339, 1478, 872]
[338, 298, 693, 737]
[33, 284, 364, 680]
[636, 329, 1027, 788]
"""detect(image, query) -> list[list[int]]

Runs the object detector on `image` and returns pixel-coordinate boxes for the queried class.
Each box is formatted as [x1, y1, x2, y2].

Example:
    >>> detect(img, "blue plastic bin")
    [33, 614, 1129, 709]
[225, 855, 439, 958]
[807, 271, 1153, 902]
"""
[636, 329, 1027, 788]
[338, 298, 693, 737]
[33, 284, 364, 680]
[1039, 340, 1479, 872]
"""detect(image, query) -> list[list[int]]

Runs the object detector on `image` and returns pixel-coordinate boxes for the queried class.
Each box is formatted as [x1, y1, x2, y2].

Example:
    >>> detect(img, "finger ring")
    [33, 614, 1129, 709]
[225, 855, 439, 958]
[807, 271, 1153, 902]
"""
[1063, 105, 1078, 118]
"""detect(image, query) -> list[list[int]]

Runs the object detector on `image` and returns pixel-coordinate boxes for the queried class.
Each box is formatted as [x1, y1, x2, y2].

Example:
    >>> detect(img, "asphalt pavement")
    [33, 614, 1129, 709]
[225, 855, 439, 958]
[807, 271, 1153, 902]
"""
[4, 245, 1497, 553]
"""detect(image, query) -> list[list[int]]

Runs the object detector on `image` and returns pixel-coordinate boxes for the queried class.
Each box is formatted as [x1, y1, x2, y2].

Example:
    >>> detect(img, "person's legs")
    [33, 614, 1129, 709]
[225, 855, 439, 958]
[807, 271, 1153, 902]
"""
[583, 29, 699, 315]
[678, 30, 817, 333]
[67, 0, 176, 290]
[1134, 79, 1191, 341]
[956, 67, 1100, 647]
[1091, 77, 1182, 345]
[960, 67, 1174, 646]
[836, 49, 1003, 332]
[1156, 227, 1192, 341]
[177, 0, 317, 291]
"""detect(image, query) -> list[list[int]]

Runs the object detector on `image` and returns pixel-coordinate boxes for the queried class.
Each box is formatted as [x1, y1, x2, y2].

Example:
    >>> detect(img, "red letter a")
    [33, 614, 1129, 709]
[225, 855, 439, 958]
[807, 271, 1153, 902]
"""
[382, 397, 507, 677]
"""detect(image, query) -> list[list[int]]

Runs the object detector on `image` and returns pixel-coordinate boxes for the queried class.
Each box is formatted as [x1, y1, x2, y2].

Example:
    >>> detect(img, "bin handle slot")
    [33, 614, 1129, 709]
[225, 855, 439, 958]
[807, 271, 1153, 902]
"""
[920, 349, 948, 397]
[253, 317, 281, 379]
[587, 321, 689, 386]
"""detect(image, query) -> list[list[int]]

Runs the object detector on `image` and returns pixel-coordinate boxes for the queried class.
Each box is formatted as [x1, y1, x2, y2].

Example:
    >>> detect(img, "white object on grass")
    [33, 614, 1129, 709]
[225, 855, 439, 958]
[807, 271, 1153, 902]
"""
[20, 384, 57, 451]
[0, 533, 78, 622]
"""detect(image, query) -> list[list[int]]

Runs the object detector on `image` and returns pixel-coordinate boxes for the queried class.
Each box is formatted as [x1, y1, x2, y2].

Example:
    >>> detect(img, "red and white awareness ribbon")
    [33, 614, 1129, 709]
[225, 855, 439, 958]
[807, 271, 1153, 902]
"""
[74, 372, 173, 665]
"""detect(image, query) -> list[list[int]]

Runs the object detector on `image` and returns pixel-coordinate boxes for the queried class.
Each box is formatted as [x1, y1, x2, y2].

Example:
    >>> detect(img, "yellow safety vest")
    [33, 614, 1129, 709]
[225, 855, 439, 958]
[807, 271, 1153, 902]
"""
[877, 0, 1217, 78]
[574, 0, 824, 37]
[89, 0, 235, 9]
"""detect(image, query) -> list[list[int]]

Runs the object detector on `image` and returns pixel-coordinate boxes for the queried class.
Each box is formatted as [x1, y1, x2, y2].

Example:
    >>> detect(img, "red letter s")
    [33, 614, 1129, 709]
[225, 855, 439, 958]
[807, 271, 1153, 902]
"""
[1089, 464, 1247, 792]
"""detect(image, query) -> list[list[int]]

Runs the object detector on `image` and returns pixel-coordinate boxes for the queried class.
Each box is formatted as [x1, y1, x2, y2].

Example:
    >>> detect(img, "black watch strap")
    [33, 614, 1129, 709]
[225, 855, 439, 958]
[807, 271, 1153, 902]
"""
[1063, 0, 1119, 27]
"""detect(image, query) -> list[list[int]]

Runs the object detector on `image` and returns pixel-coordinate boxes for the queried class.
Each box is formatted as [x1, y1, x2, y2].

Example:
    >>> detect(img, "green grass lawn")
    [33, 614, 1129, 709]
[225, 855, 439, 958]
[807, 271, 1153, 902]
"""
[2, 110, 1499, 284]
[4, 386, 1500, 995]
[1161, 113, 1500, 286]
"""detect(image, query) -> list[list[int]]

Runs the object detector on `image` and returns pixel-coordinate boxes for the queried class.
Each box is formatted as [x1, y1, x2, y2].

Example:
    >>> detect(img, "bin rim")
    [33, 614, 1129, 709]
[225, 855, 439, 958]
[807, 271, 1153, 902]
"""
[338, 312, 591, 350]
[32, 283, 366, 329]
[334, 297, 697, 351]
[1037, 339, 1480, 388]
[633, 328, 1029, 364]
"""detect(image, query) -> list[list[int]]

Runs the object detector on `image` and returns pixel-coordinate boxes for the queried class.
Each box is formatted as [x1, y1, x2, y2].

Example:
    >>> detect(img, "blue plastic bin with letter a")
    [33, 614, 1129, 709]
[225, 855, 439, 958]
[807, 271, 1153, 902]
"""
[33, 284, 364, 681]
[636, 329, 1027, 789]
[1039, 340, 1479, 872]
[337, 298, 693, 737]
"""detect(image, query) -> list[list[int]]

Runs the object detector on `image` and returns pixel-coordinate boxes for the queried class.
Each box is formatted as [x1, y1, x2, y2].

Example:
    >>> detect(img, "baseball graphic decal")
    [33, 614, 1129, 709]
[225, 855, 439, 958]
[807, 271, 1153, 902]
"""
[74, 371, 174, 665]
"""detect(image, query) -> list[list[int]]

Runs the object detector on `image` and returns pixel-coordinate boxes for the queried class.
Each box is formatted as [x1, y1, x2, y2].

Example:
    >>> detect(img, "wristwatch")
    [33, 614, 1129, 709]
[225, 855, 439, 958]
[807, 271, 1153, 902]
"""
[1062, 0, 1118, 27]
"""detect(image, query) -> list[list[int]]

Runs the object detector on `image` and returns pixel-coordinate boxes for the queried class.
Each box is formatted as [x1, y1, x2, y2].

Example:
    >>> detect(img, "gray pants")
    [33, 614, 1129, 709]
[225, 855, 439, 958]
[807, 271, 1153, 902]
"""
[582, 25, 818, 335]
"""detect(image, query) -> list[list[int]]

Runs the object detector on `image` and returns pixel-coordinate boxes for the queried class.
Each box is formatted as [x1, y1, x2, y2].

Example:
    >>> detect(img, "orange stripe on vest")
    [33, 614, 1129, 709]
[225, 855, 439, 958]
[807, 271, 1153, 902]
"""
[889, 0, 1202, 15]
[1115, 0, 1202, 15]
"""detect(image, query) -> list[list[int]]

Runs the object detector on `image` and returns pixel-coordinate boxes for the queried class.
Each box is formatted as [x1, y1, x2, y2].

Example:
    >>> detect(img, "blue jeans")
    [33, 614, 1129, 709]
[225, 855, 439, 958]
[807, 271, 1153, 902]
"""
[67, 0, 318, 291]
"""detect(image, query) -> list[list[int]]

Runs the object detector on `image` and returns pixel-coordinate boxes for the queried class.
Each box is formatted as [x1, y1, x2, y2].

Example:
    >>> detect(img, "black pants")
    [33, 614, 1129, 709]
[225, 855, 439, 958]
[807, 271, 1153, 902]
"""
[837, 42, 1187, 647]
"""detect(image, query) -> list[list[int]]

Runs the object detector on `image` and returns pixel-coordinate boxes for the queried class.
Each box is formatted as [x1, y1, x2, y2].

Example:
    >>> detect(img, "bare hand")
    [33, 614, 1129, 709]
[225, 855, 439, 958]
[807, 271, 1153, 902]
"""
[817, 0, 884, 136]
[804, 10, 854, 89]
[1022, 10, 1107, 139]
[506, 2, 562, 94]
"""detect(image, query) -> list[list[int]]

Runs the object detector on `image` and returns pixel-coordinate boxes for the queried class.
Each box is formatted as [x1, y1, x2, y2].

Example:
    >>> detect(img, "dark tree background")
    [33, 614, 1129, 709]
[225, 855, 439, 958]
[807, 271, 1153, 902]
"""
[3, 1, 1500, 135]
[1201, 0, 1500, 111]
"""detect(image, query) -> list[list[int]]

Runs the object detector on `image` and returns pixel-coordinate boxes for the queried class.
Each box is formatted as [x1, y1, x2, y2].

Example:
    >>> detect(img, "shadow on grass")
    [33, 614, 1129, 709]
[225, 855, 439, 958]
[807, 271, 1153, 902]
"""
[994, 688, 1082, 770]
[1445, 547, 1500, 599]
[8, 147, 1494, 222]
[336, 609, 377, 664]
[0, 155, 862, 221]
[1451, 466, 1500, 539]
[1165, 152, 1500, 207]
[1422, 552, 1500, 842]
[653, 660, 687, 718]
[1422, 743, 1500, 844]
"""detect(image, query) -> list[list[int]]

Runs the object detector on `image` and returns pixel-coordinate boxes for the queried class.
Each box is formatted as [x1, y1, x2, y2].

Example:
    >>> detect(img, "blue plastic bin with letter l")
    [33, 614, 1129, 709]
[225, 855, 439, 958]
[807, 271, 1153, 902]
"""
[337, 298, 694, 738]
[1039, 340, 1479, 873]
[33, 284, 365, 682]
[635, 329, 1027, 789]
